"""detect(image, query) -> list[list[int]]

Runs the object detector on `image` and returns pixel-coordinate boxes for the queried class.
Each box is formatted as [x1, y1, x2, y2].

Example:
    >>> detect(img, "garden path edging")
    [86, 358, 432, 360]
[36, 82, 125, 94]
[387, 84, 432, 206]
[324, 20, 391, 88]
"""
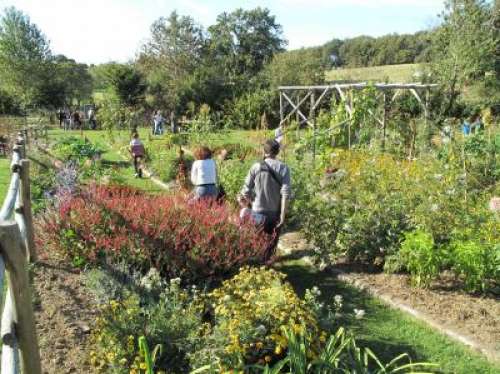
[331, 269, 500, 364]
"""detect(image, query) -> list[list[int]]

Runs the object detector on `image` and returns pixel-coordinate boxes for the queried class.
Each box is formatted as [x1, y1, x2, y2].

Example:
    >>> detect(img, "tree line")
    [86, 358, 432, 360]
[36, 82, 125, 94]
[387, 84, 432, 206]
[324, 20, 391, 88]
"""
[0, 0, 497, 124]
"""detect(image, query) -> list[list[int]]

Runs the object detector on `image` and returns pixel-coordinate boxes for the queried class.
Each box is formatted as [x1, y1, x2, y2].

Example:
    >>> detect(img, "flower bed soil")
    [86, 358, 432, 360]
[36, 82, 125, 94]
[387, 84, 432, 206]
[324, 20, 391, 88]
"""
[32, 256, 96, 374]
[276, 231, 500, 363]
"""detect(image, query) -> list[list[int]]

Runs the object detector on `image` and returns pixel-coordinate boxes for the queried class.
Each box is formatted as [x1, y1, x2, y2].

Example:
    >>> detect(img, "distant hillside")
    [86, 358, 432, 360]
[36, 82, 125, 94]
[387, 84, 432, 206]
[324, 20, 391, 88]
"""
[326, 63, 424, 83]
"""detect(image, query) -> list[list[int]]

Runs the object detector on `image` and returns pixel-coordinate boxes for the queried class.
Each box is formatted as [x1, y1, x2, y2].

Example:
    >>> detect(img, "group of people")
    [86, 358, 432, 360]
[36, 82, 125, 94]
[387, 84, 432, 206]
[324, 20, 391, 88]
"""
[58, 108, 97, 130]
[129, 132, 291, 260]
[190, 138, 290, 260]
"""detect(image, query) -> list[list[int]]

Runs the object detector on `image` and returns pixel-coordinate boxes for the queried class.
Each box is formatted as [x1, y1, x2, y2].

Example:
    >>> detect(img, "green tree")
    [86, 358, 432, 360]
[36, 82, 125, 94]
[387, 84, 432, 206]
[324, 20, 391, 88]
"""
[92, 63, 145, 106]
[431, 0, 496, 114]
[207, 7, 286, 94]
[264, 48, 325, 87]
[137, 11, 204, 110]
[53, 55, 93, 106]
[0, 7, 52, 107]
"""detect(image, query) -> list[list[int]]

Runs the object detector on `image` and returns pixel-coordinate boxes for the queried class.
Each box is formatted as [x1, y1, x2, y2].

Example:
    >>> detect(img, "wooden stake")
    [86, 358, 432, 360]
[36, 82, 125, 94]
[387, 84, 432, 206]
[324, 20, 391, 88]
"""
[19, 161, 36, 262]
[0, 222, 42, 374]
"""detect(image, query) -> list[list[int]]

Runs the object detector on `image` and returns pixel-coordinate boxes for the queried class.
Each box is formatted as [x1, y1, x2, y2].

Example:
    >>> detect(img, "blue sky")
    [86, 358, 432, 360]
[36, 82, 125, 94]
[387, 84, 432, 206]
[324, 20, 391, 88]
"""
[0, 0, 445, 64]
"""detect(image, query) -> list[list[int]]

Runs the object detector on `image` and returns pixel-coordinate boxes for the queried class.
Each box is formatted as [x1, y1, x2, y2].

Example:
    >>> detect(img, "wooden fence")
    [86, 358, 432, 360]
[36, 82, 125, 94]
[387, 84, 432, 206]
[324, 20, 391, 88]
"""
[0, 131, 42, 374]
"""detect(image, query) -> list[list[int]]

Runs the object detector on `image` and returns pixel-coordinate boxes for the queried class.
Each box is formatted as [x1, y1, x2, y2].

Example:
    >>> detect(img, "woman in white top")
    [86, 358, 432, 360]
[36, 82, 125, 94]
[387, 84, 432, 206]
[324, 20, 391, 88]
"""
[191, 146, 218, 199]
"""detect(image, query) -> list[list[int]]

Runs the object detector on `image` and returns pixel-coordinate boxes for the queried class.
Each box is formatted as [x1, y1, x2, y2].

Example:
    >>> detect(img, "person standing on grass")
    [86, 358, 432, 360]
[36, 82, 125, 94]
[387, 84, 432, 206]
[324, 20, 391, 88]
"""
[129, 132, 145, 178]
[191, 146, 218, 200]
[239, 139, 291, 261]
[58, 109, 65, 128]
[153, 110, 165, 135]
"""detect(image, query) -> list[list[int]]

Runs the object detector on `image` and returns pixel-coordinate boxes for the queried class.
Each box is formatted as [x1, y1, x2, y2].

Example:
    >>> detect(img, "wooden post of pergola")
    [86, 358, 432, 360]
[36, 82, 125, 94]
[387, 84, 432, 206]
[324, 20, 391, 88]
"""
[278, 82, 438, 162]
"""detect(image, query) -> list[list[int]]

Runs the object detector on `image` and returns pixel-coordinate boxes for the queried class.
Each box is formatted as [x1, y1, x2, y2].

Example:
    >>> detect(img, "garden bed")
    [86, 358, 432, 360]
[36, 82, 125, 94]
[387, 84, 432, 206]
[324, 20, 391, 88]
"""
[32, 256, 96, 374]
[277, 231, 500, 364]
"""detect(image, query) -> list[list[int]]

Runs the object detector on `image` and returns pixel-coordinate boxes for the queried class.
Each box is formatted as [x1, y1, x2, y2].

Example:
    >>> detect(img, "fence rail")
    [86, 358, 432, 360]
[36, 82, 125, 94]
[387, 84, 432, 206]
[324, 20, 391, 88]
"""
[0, 130, 42, 374]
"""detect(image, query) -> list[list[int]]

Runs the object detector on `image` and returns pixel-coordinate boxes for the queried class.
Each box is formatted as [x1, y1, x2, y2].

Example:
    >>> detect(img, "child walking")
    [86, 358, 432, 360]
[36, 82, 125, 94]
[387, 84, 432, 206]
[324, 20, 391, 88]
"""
[129, 132, 145, 178]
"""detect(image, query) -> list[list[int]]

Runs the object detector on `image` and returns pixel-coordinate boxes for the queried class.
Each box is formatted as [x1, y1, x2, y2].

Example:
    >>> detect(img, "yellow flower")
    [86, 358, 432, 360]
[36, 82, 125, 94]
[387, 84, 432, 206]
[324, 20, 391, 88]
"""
[265, 355, 272, 363]
[274, 345, 282, 355]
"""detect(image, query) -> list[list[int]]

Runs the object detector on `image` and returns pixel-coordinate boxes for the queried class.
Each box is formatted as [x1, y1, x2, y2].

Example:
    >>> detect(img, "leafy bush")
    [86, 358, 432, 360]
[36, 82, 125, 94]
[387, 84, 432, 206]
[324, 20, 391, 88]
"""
[190, 267, 323, 371]
[37, 185, 271, 281]
[448, 223, 500, 292]
[30, 158, 56, 214]
[395, 230, 442, 288]
[52, 136, 103, 162]
[226, 89, 275, 130]
[218, 159, 254, 204]
[89, 277, 205, 373]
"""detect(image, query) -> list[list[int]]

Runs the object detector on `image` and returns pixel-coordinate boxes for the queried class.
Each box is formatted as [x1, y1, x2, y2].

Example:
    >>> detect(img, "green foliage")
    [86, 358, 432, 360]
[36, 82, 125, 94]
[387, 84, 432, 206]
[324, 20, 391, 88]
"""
[52, 136, 103, 162]
[30, 159, 56, 214]
[52, 55, 93, 106]
[207, 7, 286, 80]
[431, 0, 496, 113]
[89, 276, 204, 373]
[302, 150, 465, 266]
[397, 230, 441, 288]
[95, 96, 144, 136]
[260, 327, 436, 374]
[227, 89, 275, 130]
[321, 31, 432, 69]
[218, 159, 254, 204]
[138, 11, 204, 110]
[264, 48, 325, 88]
[94, 63, 145, 106]
[0, 7, 53, 107]
[448, 222, 500, 292]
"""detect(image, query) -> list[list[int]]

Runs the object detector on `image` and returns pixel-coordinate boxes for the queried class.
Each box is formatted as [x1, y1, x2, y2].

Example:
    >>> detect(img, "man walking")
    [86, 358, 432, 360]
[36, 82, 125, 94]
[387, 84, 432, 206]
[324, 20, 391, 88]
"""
[240, 139, 291, 261]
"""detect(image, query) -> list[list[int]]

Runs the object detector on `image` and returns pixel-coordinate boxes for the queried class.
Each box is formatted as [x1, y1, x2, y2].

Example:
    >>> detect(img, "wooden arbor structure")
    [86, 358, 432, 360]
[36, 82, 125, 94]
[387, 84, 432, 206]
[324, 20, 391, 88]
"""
[278, 82, 438, 153]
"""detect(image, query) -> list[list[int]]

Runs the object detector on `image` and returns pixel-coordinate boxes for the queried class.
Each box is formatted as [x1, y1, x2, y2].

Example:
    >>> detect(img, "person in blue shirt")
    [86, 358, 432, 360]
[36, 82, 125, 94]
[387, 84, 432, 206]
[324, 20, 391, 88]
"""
[462, 118, 471, 136]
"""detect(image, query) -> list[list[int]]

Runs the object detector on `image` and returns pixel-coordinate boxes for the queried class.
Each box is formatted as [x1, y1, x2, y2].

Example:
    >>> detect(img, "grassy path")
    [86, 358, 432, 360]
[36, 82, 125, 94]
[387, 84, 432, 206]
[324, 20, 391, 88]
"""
[47, 129, 164, 193]
[281, 261, 500, 374]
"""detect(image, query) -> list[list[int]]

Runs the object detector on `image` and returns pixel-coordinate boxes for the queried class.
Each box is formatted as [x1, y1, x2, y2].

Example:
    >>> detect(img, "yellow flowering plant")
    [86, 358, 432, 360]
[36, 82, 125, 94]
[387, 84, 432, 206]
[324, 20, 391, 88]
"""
[191, 267, 323, 371]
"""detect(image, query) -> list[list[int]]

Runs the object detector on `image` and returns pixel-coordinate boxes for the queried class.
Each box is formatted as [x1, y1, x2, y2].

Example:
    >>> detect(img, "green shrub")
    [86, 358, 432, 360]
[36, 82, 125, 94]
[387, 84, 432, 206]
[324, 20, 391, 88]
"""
[448, 223, 500, 292]
[30, 158, 56, 214]
[89, 277, 205, 373]
[396, 230, 442, 288]
[218, 159, 254, 204]
[52, 136, 103, 162]
[226, 89, 275, 130]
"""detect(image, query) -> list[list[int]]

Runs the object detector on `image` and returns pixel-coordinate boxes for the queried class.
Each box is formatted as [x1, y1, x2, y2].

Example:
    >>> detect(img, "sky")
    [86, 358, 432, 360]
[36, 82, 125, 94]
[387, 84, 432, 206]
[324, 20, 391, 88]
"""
[0, 0, 445, 65]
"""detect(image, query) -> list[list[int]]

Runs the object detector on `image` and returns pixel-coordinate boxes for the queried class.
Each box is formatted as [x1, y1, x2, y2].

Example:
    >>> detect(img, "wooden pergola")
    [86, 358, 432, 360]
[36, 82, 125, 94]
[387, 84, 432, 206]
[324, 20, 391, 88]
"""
[278, 82, 438, 151]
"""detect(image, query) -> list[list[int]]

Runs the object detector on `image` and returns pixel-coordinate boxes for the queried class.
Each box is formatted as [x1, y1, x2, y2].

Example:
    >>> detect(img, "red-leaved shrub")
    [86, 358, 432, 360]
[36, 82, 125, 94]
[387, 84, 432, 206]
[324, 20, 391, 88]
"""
[37, 185, 271, 281]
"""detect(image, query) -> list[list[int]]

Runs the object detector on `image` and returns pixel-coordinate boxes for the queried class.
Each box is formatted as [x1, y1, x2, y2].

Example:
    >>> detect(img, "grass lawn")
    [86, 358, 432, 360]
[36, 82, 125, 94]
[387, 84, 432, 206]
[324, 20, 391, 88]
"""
[326, 63, 423, 83]
[281, 261, 500, 374]
[0, 157, 11, 201]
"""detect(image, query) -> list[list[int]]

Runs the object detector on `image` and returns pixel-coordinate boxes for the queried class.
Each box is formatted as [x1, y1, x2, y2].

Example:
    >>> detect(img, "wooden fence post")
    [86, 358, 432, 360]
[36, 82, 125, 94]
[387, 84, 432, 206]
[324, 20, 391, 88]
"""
[0, 222, 42, 374]
[18, 160, 36, 262]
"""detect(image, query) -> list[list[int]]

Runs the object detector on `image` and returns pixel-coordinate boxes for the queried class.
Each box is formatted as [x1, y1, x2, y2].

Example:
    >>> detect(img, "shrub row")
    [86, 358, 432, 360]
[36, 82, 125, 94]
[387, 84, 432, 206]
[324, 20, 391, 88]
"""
[37, 185, 270, 281]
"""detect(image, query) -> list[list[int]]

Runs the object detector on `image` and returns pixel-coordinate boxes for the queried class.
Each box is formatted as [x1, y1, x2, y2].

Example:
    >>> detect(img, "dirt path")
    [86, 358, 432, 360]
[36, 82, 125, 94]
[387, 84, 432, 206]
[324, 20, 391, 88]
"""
[32, 257, 96, 374]
[277, 231, 500, 363]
